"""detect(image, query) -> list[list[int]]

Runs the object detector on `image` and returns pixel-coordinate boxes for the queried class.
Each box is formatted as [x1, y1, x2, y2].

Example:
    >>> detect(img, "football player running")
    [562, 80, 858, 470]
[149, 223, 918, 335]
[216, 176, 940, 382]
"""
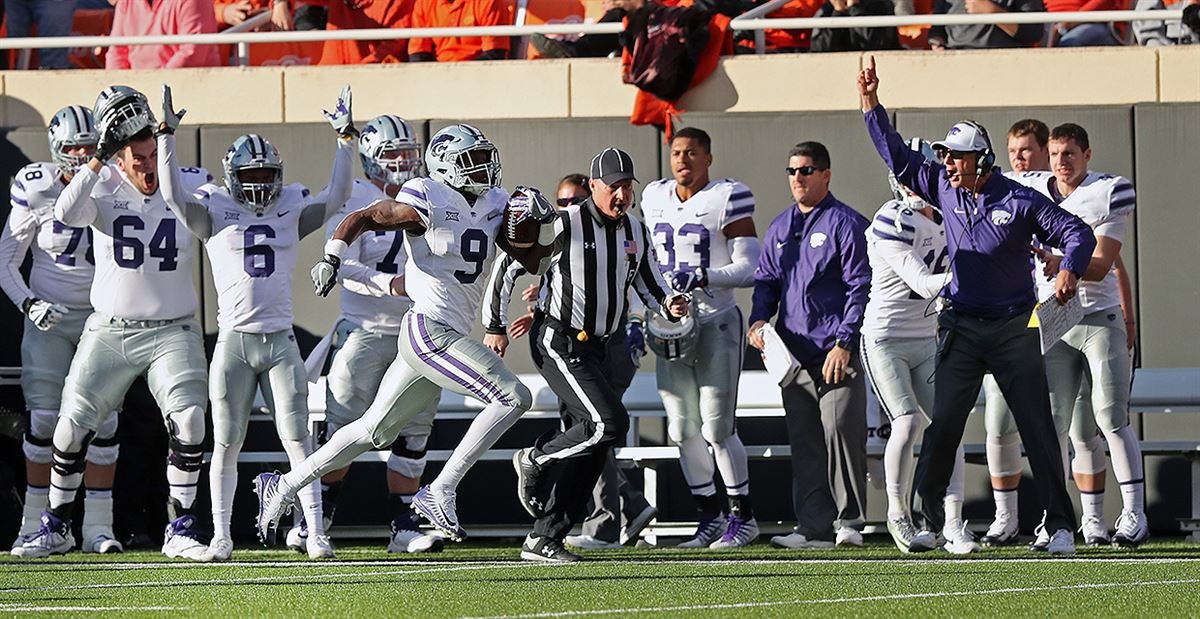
[18, 85, 212, 559]
[861, 139, 974, 554]
[295, 114, 444, 555]
[2, 106, 124, 556]
[156, 85, 356, 561]
[253, 124, 548, 546]
[639, 127, 762, 549]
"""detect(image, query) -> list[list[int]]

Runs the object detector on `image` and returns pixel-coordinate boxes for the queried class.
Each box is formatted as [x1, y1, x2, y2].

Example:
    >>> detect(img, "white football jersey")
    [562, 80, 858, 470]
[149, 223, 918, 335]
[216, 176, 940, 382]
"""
[331, 180, 412, 335]
[56, 164, 210, 320]
[393, 177, 507, 336]
[202, 183, 314, 333]
[1013, 171, 1134, 312]
[862, 200, 950, 340]
[640, 178, 754, 321]
[1, 162, 94, 309]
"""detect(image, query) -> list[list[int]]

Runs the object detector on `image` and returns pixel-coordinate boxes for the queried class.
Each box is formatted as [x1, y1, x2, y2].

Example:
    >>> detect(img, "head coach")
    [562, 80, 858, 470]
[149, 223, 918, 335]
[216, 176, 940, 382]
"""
[857, 57, 1096, 555]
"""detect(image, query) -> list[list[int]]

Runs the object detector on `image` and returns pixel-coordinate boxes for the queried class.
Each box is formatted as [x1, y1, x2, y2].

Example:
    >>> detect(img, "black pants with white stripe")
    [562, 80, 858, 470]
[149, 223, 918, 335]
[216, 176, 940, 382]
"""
[529, 313, 630, 540]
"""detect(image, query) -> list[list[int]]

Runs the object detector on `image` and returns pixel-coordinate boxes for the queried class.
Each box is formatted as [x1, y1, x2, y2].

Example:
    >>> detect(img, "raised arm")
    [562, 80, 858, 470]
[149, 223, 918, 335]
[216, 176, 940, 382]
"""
[300, 87, 359, 238]
[858, 56, 943, 208]
[157, 86, 212, 239]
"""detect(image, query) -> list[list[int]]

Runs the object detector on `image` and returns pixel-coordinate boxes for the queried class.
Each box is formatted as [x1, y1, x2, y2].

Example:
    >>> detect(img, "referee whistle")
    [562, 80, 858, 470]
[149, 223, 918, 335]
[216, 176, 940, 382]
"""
[576, 331, 589, 342]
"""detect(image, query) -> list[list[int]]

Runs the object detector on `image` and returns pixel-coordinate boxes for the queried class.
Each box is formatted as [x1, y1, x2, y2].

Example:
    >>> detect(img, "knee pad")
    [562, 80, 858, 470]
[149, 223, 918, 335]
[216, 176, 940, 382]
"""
[387, 435, 428, 479]
[23, 409, 58, 463]
[986, 432, 1023, 478]
[51, 417, 94, 477]
[700, 417, 734, 445]
[166, 406, 206, 473]
[86, 411, 120, 466]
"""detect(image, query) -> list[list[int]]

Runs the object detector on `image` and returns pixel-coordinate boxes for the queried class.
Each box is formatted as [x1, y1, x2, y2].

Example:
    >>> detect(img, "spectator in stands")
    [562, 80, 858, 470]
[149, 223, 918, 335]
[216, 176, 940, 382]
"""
[107, 0, 221, 69]
[320, 0, 414, 64]
[293, 0, 326, 29]
[5, 0, 78, 69]
[734, 0, 824, 54]
[810, 0, 901, 51]
[928, 0, 1045, 49]
[1134, 0, 1200, 45]
[215, 0, 294, 30]
[408, 0, 510, 62]
[530, 0, 623, 58]
[1046, 0, 1128, 46]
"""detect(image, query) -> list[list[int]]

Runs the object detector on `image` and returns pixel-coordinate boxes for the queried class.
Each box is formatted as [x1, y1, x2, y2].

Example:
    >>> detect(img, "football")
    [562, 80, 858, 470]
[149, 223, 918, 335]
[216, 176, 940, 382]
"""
[503, 186, 547, 249]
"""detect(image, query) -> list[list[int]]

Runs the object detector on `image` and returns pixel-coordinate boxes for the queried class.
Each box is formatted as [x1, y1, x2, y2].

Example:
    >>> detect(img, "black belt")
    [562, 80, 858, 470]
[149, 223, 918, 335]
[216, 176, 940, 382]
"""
[535, 310, 609, 344]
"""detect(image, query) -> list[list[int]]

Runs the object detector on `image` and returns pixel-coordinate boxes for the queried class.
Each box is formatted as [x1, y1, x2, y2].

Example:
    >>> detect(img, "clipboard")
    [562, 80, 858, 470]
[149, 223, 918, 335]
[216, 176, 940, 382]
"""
[1028, 293, 1084, 354]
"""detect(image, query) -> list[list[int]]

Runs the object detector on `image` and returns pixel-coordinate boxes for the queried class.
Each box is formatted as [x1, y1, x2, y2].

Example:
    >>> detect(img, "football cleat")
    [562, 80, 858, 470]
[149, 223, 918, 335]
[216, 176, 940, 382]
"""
[203, 538, 234, 563]
[769, 532, 835, 550]
[388, 524, 445, 554]
[307, 534, 335, 560]
[1080, 515, 1111, 547]
[252, 471, 295, 546]
[520, 534, 581, 563]
[285, 521, 308, 553]
[1030, 523, 1051, 552]
[888, 516, 937, 553]
[84, 532, 124, 554]
[709, 516, 760, 549]
[942, 519, 981, 554]
[1112, 511, 1150, 548]
[162, 515, 208, 561]
[835, 527, 864, 548]
[412, 485, 467, 542]
[677, 514, 726, 549]
[564, 535, 623, 550]
[12, 512, 74, 558]
[1047, 528, 1077, 555]
[981, 511, 1020, 547]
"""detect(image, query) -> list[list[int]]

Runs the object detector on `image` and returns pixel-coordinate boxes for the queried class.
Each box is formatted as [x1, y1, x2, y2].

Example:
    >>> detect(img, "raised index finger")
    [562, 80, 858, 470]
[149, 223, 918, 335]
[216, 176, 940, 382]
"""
[867, 55, 876, 73]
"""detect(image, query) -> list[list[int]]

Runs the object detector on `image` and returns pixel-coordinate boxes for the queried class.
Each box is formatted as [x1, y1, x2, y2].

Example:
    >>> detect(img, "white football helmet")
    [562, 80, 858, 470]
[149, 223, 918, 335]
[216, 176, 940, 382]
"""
[47, 105, 98, 174]
[645, 305, 698, 362]
[223, 134, 284, 215]
[93, 85, 156, 143]
[888, 137, 937, 211]
[359, 115, 423, 188]
[425, 123, 500, 196]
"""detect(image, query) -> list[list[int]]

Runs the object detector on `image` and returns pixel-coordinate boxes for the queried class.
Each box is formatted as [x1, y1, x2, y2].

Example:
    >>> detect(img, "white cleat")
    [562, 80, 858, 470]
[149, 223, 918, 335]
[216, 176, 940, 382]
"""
[564, 534, 624, 550]
[1112, 511, 1150, 548]
[162, 516, 208, 561]
[307, 534, 335, 559]
[285, 524, 307, 553]
[1080, 515, 1111, 547]
[12, 513, 74, 558]
[769, 532, 835, 550]
[942, 519, 981, 555]
[203, 538, 234, 562]
[84, 533, 124, 554]
[1047, 528, 1077, 555]
[980, 511, 1020, 547]
[252, 471, 295, 546]
[388, 526, 445, 554]
[835, 527, 864, 548]
[887, 517, 936, 553]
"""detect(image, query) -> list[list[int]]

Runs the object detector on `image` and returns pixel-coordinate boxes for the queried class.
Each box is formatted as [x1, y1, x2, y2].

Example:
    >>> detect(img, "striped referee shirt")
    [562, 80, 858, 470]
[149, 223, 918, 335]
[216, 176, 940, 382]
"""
[483, 198, 673, 339]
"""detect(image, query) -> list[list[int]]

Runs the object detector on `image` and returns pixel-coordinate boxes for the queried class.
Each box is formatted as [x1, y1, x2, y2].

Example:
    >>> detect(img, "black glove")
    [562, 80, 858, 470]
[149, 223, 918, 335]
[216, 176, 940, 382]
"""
[95, 122, 126, 162]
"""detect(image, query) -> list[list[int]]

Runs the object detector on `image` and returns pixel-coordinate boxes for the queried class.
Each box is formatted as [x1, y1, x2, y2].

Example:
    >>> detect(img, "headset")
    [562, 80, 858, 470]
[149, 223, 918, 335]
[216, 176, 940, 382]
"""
[960, 119, 996, 181]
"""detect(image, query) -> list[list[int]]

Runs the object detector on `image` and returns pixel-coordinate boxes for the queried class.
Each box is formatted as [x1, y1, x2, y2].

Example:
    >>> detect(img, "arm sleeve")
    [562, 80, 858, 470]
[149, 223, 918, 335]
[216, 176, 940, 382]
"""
[165, 0, 219, 68]
[54, 167, 101, 228]
[706, 236, 761, 288]
[875, 238, 951, 299]
[864, 105, 944, 209]
[157, 133, 213, 239]
[0, 203, 37, 308]
[299, 138, 355, 239]
[482, 253, 526, 334]
[749, 223, 782, 325]
[835, 217, 872, 343]
[1031, 197, 1097, 278]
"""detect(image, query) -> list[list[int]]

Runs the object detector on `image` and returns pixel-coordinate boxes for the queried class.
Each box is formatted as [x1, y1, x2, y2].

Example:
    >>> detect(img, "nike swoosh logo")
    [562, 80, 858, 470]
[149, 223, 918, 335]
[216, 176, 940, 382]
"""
[278, 210, 290, 216]
[776, 241, 786, 249]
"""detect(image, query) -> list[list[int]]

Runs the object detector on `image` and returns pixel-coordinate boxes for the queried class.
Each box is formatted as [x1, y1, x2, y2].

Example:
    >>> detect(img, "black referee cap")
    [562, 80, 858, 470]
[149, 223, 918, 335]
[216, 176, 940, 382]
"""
[590, 148, 637, 186]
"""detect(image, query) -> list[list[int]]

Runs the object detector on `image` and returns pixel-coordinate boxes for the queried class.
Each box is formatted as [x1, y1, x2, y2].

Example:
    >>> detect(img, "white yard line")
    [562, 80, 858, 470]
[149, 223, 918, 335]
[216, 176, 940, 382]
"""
[466, 578, 1200, 619]
[0, 604, 183, 612]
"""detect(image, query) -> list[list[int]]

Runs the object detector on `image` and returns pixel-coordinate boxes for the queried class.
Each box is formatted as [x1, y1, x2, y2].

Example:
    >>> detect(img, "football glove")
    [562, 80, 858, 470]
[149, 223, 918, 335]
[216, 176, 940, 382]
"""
[311, 254, 341, 297]
[157, 84, 186, 136]
[668, 267, 707, 294]
[94, 119, 126, 162]
[22, 297, 68, 332]
[322, 84, 356, 139]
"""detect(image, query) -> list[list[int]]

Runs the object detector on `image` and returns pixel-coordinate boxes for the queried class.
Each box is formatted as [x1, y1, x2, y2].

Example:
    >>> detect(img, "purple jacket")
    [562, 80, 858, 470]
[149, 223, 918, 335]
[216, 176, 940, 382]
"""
[750, 193, 871, 367]
[864, 104, 1096, 318]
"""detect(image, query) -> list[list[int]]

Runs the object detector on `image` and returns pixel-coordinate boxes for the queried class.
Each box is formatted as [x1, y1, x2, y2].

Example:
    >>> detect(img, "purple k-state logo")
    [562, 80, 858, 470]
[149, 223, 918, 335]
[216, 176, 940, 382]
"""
[949, 126, 962, 135]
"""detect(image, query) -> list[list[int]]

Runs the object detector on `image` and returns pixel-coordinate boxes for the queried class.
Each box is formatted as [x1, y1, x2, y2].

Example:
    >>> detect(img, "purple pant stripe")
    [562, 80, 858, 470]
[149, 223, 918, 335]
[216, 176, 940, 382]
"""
[415, 314, 509, 404]
[407, 314, 506, 405]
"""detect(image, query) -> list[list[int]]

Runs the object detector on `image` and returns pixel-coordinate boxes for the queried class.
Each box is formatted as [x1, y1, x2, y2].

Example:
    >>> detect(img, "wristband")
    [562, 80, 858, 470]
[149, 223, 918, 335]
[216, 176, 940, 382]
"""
[323, 239, 349, 259]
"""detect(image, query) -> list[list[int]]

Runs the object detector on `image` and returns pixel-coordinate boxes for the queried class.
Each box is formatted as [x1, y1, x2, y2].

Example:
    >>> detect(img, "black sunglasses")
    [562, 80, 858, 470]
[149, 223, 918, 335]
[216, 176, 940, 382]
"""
[785, 166, 825, 177]
[556, 195, 588, 207]
[934, 147, 972, 160]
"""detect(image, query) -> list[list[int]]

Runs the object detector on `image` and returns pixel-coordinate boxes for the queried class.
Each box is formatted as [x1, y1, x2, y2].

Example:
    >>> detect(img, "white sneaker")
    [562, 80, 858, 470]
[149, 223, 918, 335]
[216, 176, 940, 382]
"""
[285, 523, 307, 553]
[162, 516, 208, 561]
[1030, 523, 1051, 552]
[1047, 528, 1076, 555]
[13, 513, 74, 558]
[307, 534, 335, 559]
[980, 511, 1020, 547]
[835, 527, 863, 548]
[1080, 515, 1111, 547]
[388, 526, 445, 554]
[203, 538, 233, 562]
[1112, 511, 1149, 548]
[677, 514, 727, 549]
[9, 532, 37, 556]
[887, 516, 936, 553]
[942, 519, 981, 554]
[769, 532, 835, 549]
[709, 516, 759, 549]
[564, 534, 623, 550]
[84, 533, 124, 554]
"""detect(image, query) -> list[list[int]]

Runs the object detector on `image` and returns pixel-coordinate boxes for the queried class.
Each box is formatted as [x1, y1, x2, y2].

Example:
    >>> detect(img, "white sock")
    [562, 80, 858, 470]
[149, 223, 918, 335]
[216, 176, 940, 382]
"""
[209, 441, 242, 541]
[280, 420, 375, 498]
[20, 487, 49, 535]
[1105, 424, 1145, 513]
[993, 489, 1018, 516]
[433, 401, 523, 492]
[1081, 491, 1104, 521]
[282, 438, 324, 536]
[712, 432, 750, 497]
[884, 414, 919, 520]
[945, 443, 966, 523]
[676, 435, 716, 496]
[82, 490, 114, 536]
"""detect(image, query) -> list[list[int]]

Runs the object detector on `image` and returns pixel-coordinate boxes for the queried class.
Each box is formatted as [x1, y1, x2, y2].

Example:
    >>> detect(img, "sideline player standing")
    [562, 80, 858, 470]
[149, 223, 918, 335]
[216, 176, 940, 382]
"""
[18, 85, 213, 559]
[254, 124, 540, 545]
[640, 128, 762, 549]
[2, 106, 124, 556]
[156, 85, 355, 561]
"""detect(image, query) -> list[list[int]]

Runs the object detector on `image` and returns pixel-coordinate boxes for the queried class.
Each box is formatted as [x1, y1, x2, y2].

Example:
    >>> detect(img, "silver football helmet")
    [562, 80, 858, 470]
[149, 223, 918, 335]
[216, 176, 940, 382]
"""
[47, 105, 98, 174]
[93, 85, 156, 143]
[223, 134, 284, 215]
[888, 137, 937, 211]
[645, 305, 698, 362]
[425, 123, 500, 196]
[359, 115, 423, 188]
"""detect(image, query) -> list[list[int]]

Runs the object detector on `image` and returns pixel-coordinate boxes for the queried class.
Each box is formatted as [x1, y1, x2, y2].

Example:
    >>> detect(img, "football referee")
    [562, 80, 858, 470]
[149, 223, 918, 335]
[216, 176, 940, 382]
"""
[858, 57, 1096, 555]
[485, 148, 688, 563]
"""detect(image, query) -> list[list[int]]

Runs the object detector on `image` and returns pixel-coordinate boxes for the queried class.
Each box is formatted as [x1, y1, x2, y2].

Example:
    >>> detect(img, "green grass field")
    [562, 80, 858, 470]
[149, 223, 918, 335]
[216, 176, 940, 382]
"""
[2, 540, 1199, 617]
